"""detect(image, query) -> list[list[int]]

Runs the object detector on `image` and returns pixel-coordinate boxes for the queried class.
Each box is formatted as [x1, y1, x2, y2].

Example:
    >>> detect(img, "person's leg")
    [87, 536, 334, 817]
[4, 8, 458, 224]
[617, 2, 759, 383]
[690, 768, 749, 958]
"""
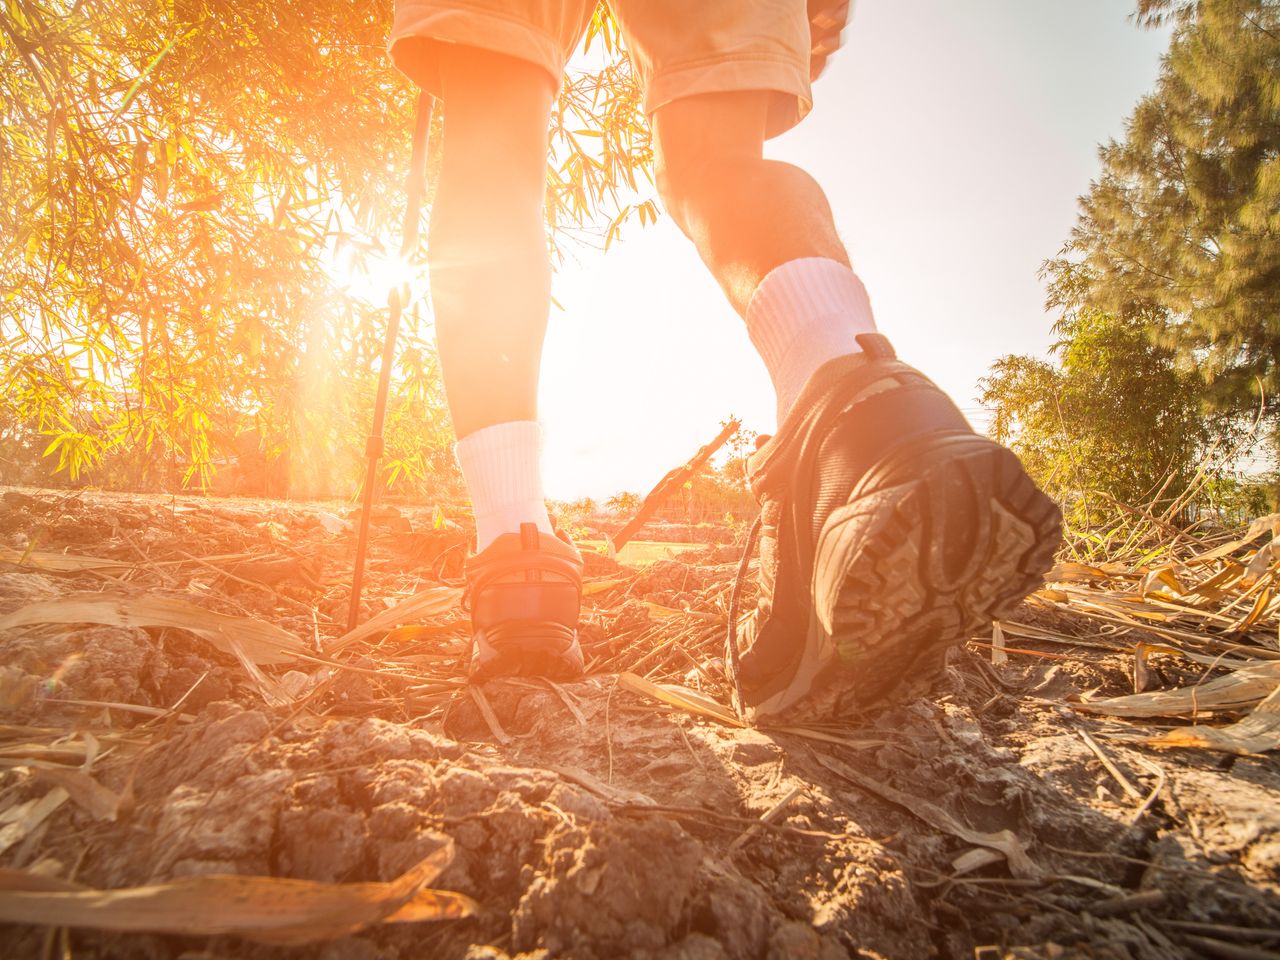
[391, 39, 587, 679]
[653, 91, 877, 421]
[424, 42, 557, 549]
[654, 89, 1060, 719]
[387, 6, 595, 681]
[654, 90, 843, 312]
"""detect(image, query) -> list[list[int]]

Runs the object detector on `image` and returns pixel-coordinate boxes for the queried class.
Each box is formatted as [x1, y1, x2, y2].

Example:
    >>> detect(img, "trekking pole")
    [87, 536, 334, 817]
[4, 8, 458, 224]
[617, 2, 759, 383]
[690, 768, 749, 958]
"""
[348, 90, 434, 632]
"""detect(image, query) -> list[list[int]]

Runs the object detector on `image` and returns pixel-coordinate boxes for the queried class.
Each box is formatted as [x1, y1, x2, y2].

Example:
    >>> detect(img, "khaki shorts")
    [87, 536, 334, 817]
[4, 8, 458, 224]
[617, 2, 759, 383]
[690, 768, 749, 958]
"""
[389, 1, 813, 138]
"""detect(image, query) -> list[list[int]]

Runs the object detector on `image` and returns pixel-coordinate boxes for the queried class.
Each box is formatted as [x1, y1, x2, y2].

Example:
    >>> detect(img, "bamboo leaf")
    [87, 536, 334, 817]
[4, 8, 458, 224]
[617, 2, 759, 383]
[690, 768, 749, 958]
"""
[618, 672, 744, 728]
[325, 586, 462, 655]
[1148, 684, 1280, 755]
[0, 595, 306, 666]
[1076, 660, 1280, 719]
[0, 840, 473, 944]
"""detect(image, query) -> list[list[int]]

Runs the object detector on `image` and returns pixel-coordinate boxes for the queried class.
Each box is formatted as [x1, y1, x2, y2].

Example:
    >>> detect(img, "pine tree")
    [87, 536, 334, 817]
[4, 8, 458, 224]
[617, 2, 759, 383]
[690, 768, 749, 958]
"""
[1047, 0, 1280, 419]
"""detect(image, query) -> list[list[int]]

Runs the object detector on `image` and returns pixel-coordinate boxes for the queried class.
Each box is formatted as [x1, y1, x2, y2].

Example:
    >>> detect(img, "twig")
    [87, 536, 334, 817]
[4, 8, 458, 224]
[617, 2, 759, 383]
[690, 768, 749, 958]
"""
[540, 679, 588, 729]
[727, 786, 805, 854]
[609, 419, 739, 553]
[968, 640, 1071, 661]
[1077, 728, 1142, 800]
[1129, 755, 1167, 825]
[41, 698, 193, 721]
[1087, 889, 1166, 916]
[614, 802, 837, 843]
[1162, 921, 1280, 945]
[605, 676, 617, 785]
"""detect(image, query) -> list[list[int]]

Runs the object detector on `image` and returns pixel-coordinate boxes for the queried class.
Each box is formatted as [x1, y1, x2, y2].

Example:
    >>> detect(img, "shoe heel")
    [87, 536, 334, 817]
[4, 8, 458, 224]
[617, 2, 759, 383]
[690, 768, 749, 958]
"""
[813, 436, 1061, 704]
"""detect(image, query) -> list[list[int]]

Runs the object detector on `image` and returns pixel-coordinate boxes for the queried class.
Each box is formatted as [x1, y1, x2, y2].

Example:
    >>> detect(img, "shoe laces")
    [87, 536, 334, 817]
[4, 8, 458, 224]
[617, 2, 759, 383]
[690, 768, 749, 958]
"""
[724, 511, 763, 718]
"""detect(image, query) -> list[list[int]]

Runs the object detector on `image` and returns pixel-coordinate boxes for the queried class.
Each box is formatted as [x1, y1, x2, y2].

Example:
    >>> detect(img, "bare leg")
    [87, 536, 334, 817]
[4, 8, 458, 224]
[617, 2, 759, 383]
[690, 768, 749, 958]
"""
[422, 43, 555, 438]
[653, 91, 849, 316]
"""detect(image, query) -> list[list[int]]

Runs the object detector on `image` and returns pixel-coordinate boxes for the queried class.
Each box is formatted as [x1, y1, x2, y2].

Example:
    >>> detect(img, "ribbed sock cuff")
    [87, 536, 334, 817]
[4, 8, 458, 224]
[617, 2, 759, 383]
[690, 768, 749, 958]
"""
[455, 420, 553, 549]
[746, 257, 877, 418]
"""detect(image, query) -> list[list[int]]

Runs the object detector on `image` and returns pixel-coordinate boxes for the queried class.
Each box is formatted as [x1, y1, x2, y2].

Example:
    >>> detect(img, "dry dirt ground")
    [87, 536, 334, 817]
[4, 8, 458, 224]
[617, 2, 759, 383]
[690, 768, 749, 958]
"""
[0, 487, 1278, 959]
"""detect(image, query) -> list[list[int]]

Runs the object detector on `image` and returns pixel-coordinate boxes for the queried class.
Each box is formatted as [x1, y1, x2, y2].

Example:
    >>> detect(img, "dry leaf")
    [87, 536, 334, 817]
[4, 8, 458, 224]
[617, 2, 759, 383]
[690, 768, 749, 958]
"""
[1076, 593, 1171, 621]
[1187, 516, 1280, 565]
[618, 672, 745, 727]
[28, 767, 121, 822]
[383, 888, 480, 923]
[1139, 566, 1185, 597]
[582, 578, 626, 597]
[815, 752, 1040, 879]
[0, 547, 133, 575]
[326, 586, 462, 655]
[1047, 562, 1112, 582]
[0, 595, 306, 666]
[0, 667, 39, 711]
[1034, 587, 1070, 602]
[951, 847, 1006, 877]
[1227, 584, 1273, 632]
[1241, 542, 1277, 588]
[1134, 643, 1154, 693]
[0, 743, 91, 765]
[545, 765, 659, 806]
[990, 621, 1008, 667]
[1076, 660, 1280, 719]
[1190, 563, 1245, 598]
[0, 789, 69, 857]
[1147, 685, 1280, 755]
[380, 623, 457, 645]
[642, 601, 684, 619]
[467, 686, 511, 744]
[0, 839, 474, 944]
[316, 512, 349, 535]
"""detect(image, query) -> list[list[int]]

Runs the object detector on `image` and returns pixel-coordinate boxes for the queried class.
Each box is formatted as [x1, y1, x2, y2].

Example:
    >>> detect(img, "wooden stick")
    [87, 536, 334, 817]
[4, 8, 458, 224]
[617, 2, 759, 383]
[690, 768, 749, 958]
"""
[609, 418, 740, 553]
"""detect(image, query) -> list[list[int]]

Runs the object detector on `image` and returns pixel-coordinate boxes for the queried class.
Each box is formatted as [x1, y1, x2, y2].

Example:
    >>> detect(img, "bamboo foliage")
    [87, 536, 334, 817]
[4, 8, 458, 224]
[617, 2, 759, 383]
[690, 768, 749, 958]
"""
[0, 1, 651, 494]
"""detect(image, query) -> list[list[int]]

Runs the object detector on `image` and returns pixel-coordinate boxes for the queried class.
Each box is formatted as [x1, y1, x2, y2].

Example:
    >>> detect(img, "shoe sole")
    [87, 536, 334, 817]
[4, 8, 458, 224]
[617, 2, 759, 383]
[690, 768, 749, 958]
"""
[809, 434, 1061, 708]
[470, 631, 586, 682]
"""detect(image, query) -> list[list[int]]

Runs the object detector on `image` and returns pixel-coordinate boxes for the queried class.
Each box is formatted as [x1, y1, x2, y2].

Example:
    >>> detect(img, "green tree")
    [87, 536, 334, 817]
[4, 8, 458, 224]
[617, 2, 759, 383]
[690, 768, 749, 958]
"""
[1046, 0, 1280, 421]
[980, 305, 1213, 517]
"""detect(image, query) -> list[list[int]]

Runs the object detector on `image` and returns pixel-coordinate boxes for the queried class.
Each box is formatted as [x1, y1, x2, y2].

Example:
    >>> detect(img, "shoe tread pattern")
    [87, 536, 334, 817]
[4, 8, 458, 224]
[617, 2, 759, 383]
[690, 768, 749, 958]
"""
[814, 439, 1061, 707]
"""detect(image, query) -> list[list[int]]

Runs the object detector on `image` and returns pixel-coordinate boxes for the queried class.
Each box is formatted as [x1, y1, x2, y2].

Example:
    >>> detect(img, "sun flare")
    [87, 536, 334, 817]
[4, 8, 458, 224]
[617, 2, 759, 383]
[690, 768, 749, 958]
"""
[326, 245, 415, 307]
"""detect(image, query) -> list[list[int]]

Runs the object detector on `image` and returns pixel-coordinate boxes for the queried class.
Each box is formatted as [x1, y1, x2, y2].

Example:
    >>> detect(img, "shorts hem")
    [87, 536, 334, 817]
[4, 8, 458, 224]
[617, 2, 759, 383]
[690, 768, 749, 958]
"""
[644, 58, 814, 139]
[388, 5, 566, 90]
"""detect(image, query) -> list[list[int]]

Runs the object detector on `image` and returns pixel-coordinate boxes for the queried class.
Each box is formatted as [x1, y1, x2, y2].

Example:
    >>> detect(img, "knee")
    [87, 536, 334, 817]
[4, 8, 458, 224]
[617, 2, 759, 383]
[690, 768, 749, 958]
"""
[656, 139, 767, 244]
[654, 147, 714, 235]
[653, 93, 769, 236]
[428, 127, 547, 257]
[427, 46, 556, 241]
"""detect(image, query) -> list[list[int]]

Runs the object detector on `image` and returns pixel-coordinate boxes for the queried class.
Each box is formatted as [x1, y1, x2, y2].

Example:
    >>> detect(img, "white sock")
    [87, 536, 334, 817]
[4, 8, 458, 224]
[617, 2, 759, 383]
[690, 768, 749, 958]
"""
[746, 257, 878, 421]
[455, 420, 553, 552]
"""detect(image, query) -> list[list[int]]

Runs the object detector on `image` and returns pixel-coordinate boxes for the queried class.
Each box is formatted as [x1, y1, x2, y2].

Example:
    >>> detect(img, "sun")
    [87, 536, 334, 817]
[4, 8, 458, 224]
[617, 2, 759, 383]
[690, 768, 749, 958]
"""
[325, 243, 415, 307]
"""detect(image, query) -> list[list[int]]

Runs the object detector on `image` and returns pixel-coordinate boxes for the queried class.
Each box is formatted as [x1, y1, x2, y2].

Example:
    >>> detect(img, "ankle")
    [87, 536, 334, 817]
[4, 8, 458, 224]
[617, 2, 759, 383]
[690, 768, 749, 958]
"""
[746, 258, 877, 420]
[455, 421, 554, 551]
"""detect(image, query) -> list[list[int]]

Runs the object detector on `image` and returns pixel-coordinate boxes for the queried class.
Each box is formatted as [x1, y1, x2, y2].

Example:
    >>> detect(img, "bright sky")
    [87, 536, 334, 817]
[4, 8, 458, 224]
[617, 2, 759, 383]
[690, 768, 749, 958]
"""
[536, 0, 1172, 501]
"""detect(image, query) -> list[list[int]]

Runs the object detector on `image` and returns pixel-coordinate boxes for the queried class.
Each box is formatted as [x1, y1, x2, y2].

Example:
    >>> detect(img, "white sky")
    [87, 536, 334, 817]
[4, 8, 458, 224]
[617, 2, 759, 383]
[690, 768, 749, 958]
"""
[533, 1, 1173, 500]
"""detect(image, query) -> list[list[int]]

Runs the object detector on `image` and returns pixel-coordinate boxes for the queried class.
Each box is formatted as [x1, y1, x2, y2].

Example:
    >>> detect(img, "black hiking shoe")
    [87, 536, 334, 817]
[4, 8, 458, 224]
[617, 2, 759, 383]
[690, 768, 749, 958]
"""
[464, 523, 585, 680]
[733, 334, 1061, 719]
